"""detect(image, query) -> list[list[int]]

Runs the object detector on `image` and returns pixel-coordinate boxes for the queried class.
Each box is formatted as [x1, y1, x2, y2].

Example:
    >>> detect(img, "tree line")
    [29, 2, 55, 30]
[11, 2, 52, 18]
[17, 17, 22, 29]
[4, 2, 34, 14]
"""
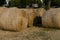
[0, 0, 60, 8]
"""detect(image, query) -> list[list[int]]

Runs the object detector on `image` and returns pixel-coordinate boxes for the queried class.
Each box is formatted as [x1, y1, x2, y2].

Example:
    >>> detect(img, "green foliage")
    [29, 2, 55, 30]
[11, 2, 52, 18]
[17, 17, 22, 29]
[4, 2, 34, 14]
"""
[25, 0, 31, 5]
[0, 0, 5, 6]
[10, 0, 31, 7]
[10, 0, 21, 7]
[50, 0, 60, 7]
[10, 0, 41, 8]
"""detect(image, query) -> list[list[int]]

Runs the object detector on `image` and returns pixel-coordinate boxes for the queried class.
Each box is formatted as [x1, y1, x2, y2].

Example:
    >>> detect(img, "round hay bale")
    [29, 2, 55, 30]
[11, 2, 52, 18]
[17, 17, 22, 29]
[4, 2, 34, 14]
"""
[32, 8, 45, 27]
[0, 7, 8, 13]
[38, 8, 46, 17]
[0, 7, 28, 31]
[20, 9, 38, 27]
[42, 8, 60, 28]
[26, 9, 38, 27]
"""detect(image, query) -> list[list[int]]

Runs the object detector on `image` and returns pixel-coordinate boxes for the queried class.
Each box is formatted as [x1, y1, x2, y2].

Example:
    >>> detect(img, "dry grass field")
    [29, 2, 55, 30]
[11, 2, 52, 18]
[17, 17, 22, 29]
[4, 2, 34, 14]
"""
[0, 27, 60, 40]
[0, 7, 60, 40]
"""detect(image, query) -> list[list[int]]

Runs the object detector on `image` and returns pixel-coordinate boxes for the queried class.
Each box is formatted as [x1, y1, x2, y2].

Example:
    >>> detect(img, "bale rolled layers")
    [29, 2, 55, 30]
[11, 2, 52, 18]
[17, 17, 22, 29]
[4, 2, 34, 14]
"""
[0, 7, 28, 31]
[27, 9, 38, 27]
[42, 8, 60, 28]
[19, 8, 45, 27]
[21, 9, 38, 27]
[37, 8, 46, 17]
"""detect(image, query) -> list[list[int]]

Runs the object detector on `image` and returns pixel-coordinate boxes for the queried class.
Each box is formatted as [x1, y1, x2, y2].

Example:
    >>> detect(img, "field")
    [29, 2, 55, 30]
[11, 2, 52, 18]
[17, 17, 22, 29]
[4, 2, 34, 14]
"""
[0, 27, 60, 40]
[0, 7, 60, 40]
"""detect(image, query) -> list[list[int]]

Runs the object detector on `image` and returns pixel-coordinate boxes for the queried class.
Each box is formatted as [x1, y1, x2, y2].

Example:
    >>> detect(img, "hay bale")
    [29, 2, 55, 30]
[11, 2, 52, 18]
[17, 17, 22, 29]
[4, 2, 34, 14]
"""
[42, 8, 60, 28]
[31, 8, 46, 27]
[0, 7, 8, 13]
[27, 9, 38, 27]
[20, 9, 38, 27]
[38, 8, 46, 17]
[0, 7, 28, 31]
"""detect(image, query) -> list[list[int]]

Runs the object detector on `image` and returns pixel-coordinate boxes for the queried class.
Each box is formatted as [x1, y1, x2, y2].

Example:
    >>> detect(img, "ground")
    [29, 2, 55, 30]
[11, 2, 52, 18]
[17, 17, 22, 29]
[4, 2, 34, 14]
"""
[0, 27, 60, 40]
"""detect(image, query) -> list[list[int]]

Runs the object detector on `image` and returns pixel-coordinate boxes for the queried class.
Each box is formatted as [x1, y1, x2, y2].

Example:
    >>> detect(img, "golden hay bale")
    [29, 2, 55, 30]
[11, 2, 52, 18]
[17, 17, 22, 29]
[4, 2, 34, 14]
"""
[37, 8, 46, 17]
[0, 7, 28, 31]
[34, 8, 45, 27]
[26, 9, 38, 27]
[20, 9, 38, 27]
[0, 7, 8, 13]
[42, 8, 60, 28]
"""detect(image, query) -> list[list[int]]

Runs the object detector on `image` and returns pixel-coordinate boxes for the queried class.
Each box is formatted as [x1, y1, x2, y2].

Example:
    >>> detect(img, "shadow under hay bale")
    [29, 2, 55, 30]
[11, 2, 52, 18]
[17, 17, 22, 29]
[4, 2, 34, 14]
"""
[33, 16, 42, 27]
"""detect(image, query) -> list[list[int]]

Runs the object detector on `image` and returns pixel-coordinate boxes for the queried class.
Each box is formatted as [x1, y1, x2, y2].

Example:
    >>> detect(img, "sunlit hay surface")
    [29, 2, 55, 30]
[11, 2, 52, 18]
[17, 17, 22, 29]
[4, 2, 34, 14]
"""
[42, 8, 60, 29]
[0, 7, 28, 31]
[0, 7, 60, 40]
[37, 8, 46, 17]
